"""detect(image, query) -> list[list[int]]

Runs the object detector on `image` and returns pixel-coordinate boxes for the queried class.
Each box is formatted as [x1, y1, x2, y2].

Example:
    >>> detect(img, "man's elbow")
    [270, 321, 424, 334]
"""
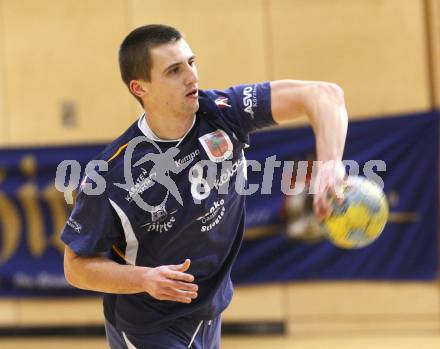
[300, 81, 348, 130]
[314, 82, 345, 105]
[270, 80, 346, 123]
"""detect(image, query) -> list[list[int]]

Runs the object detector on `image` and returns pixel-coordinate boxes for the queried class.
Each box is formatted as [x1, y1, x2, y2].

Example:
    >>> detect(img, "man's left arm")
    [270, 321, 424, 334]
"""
[270, 79, 349, 220]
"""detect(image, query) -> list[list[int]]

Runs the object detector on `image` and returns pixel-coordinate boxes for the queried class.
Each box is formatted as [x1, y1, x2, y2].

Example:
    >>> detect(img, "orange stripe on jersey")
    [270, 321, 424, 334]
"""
[112, 244, 125, 260]
[107, 143, 128, 163]
[107, 145, 128, 262]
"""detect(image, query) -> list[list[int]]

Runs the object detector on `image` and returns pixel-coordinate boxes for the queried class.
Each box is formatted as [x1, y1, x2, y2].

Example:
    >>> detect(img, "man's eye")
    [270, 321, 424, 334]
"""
[169, 67, 179, 75]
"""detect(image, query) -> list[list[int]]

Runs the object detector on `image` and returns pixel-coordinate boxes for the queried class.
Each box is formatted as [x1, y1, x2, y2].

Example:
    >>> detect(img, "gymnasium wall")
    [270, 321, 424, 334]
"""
[428, 0, 440, 107]
[0, 0, 433, 146]
[0, 0, 439, 335]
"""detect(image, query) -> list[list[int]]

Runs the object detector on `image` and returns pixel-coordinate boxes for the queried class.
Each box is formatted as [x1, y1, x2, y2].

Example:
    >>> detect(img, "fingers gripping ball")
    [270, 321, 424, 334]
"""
[322, 176, 389, 249]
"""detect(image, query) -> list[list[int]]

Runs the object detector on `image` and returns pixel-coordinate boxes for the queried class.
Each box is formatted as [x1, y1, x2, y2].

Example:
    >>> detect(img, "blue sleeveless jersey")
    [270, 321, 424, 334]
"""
[61, 82, 275, 334]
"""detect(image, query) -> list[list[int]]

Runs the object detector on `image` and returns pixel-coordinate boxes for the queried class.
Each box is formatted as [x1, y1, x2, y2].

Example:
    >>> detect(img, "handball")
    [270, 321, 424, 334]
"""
[322, 176, 389, 249]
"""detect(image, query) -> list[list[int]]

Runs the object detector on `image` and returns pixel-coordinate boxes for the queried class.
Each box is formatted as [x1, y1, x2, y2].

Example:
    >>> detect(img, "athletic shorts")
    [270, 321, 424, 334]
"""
[105, 316, 221, 349]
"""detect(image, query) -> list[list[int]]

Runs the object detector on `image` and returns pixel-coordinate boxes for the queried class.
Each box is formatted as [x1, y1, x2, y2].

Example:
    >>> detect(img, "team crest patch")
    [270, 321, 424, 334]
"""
[198, 130, 233, 163]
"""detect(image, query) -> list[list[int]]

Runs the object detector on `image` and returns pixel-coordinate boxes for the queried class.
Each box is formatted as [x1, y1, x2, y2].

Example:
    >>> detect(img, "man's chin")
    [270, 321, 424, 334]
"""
[188, 100, 199, 114]
[180, 99, 199, 116]
[193, 101, 200, 113]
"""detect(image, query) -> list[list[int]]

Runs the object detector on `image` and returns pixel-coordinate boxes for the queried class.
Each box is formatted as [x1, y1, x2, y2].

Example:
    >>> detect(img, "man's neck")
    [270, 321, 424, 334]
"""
[143, 111, 195, 141]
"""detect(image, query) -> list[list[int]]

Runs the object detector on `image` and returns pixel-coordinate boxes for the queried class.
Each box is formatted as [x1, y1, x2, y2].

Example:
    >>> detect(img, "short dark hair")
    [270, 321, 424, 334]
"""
[119, 24, 182, 105]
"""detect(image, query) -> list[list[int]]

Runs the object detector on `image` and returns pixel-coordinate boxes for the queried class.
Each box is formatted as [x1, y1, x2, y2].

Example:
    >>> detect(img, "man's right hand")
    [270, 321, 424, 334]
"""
[141, 259, 198, 303]
[64, 247, 198, 300]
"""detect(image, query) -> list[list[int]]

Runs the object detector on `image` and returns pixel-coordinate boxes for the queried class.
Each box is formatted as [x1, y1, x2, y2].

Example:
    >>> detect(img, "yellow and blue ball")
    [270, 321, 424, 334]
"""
[322, 176, 389, 249]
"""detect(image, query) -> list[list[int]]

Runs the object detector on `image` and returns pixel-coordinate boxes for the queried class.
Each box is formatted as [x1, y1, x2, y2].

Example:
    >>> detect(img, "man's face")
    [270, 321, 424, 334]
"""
[143, 39, 199, 118]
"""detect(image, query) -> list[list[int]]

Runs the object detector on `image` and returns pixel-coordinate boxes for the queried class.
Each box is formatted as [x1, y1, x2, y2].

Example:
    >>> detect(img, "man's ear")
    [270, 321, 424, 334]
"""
[129, 80, 148, 99]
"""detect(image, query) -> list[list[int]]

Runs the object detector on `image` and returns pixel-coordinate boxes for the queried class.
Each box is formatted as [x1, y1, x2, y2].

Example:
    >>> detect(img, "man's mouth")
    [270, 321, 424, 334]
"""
[185, 89, 198, 98]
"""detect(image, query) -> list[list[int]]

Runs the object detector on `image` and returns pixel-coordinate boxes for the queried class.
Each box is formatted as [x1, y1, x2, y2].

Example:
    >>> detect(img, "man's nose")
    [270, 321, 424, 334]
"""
[185, 65, 198, 85]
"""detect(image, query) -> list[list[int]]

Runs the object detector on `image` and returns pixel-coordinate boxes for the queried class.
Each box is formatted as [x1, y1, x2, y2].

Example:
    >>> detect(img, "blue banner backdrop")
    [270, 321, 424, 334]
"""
[234, 111, 439, 283]
[0, 111, 438, 296]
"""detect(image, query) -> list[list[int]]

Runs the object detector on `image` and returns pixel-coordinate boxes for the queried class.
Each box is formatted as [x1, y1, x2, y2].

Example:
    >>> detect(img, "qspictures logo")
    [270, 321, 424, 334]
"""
[55, 136, 387, 212]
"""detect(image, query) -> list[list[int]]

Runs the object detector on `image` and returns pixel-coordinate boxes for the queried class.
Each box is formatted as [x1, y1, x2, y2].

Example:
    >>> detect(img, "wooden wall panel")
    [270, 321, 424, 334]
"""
[0, 299, 17, 325]
[428, 0, 440, 107]
[0, 0, 435, 146]
[287, 282, 440, 334]
[131, 0, 268, 90]
[269, 0, 431, 118]
[16, 298, 102, 326]
[288, 282, 439, 317]
[222, 284, 285, 321]
[0, 0, 7, 145]
[2, 0, 135, 146]
[0, 282, 437, 333]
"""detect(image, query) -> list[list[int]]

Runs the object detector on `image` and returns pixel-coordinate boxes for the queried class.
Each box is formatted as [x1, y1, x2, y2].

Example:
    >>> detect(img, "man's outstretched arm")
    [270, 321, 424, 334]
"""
[270, 80, 349, 219]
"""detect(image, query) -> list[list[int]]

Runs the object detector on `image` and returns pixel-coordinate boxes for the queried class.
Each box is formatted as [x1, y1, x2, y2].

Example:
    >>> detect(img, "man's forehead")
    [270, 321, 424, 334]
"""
[150, 39, 194, 68]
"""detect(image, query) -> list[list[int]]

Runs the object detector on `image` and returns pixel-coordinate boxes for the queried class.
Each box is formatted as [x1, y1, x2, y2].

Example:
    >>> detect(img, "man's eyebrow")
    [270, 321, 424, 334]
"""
[163, 55, 196, 74]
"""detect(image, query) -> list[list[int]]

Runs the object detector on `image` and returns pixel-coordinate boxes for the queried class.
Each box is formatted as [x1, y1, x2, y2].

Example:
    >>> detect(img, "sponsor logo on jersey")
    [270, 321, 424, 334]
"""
[197, 199, 226, 232]
[213, 157, 244, 190]
[125, 167, 156, 202]
[124, 151, 198, 203]
[214, 96, 231, 109]
[66, 217, 82, 233]
[175, 149, 200, 168]
[114, 136, 189, 212]
[151, 206, 167, 222]
[198, 130, 233, 163]
[243, 85, 258, 119]
[142, 206, 178, 233]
